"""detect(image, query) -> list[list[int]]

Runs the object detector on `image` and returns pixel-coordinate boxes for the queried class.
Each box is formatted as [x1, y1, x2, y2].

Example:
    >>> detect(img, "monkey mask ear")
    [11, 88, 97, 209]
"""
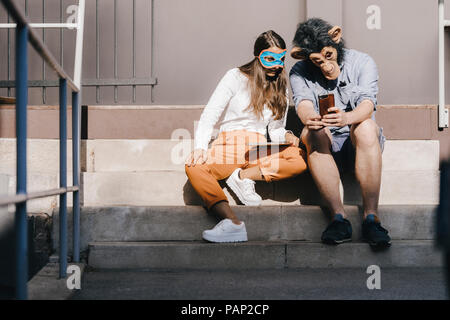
[328, 26, 342, 43]
[290, 46, 306, 60]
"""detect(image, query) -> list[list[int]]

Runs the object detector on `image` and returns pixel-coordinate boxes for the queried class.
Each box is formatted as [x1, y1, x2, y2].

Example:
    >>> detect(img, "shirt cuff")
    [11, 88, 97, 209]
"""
[194, 139, 209, 151]
[269, 127, 288, 142]
[294, 97, 315, 112]
[356, 96, 377, 111]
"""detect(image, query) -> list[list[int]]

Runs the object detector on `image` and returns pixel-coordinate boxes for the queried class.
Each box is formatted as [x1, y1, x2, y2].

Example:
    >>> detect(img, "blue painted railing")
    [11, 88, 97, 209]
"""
[0, 0, 81, 300]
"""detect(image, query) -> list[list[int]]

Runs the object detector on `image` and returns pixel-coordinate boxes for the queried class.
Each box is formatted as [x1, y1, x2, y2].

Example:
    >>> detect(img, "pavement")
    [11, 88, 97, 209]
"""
[71, 267, 448, 300]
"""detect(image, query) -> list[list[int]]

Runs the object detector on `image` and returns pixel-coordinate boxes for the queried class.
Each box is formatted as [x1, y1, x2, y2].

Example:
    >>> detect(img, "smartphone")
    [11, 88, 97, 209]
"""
[318, 93, 335, 117]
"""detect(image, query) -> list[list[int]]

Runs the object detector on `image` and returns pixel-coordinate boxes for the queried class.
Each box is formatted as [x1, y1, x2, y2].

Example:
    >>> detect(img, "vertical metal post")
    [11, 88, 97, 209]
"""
[7, 12, 11, 96]
[96, 0, 100, 103]
[114, 0, 118, 103]
[15, 22, 28, 300]
[59, 78, 67, 278]
[150, 0, 154, 103]
[72, 91, 80, 263]
[73, 0, 85, 89]
[132, 0, 136, 103]
[438, 0, 449, 129]
[42, 0, 46, 104]
[60, 0, 64, 67]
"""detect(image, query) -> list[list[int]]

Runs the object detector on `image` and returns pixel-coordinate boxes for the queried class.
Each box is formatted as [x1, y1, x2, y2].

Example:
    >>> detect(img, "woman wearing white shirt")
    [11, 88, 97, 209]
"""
[185, 30, 307, 243]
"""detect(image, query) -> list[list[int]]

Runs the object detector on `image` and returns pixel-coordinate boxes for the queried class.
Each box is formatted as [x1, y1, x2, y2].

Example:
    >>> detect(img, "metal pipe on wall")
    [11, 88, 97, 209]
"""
[42, 0, 46, 104]
[438, 0, 449, 129]
[114, 0, 118, 103]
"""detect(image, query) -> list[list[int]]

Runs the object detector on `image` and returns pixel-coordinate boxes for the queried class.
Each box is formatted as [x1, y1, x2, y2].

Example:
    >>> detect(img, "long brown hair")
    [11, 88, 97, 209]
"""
[239, 30, 287, 120]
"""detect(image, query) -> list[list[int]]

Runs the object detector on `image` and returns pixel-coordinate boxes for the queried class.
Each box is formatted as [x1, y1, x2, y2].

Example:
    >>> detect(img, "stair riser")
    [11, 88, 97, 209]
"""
[0, 139, 440, 212]
[85, 139, 440, 172]
[0, 139, 440, 173]
[88, 241, 443, 269]
[82, 170, 440, 207]
[0, 139, 78, 174]
[52, 205, 436, 253]
[2, 173, 73, 213]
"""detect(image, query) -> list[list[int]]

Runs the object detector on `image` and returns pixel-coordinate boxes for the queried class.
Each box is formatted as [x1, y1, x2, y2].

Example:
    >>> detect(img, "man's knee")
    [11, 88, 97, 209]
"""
[301, 128, 331, 150]
[351, 119, 379, 148]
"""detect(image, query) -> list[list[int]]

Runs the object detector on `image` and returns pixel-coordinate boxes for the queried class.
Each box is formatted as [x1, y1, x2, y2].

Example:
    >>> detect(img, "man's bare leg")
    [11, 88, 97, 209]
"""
[350, 119, 382, 219]
[302, 127, 346, 218]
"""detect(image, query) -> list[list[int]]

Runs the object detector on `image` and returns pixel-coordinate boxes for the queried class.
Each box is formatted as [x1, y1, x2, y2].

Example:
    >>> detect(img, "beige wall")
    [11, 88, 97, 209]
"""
[0, 0, 449, 106]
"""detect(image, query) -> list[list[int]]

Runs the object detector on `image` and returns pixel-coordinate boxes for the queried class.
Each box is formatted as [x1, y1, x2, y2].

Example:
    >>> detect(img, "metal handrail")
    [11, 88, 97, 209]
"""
[0, 23, 78, 28]
[0, 0, 84, 300]
[0, 187, 80, 206]
[1, 0, 157, 104]
[1, 0, 79, 92]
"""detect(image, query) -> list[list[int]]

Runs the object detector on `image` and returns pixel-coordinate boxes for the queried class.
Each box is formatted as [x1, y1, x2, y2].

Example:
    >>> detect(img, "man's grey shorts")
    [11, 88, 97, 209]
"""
[300, 126, 386, 173]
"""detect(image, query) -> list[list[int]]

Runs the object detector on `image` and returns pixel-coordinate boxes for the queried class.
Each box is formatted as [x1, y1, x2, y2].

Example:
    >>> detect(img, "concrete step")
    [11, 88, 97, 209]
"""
[2, 172, 73, 213]
[81, 169, 440, 207]
[0, 138, 439, 173]
[0, 138, 441, 211]
[87, 240, 442, 269]
[86, 139, 440, 172]
[52, 205, 436, 253]
[0, 139, 76, 175]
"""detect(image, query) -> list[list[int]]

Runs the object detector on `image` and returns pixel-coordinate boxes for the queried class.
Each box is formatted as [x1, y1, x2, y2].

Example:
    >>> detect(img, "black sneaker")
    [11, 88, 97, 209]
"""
[362, 214, 391, 249]
[321, 214, 352, 245]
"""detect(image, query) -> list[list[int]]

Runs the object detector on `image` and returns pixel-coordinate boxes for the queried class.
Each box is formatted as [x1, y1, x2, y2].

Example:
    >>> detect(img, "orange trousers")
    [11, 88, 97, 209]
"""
[185, 130, 307, 210]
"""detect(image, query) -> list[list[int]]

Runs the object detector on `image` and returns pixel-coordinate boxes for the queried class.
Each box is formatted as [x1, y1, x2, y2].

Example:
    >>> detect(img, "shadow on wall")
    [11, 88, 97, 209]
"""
[0, 212, 52, 297]
[182, 171, 362, 208]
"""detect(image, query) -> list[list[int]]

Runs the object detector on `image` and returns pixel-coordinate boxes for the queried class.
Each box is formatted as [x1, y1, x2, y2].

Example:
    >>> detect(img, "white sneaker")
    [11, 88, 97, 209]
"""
[226, 168, 262, 206]
[202, 219, 248, 243]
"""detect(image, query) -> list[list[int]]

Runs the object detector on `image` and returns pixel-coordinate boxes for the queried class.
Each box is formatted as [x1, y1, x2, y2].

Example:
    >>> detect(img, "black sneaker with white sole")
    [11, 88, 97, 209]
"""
[362, 214, 391, 249]
[321, 214, 353, 245]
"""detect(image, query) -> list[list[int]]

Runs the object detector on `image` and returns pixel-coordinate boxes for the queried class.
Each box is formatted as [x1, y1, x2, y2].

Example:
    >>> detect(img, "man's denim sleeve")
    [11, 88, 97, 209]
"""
[355, 55, 379, 110]
[289, 66, 316, 113]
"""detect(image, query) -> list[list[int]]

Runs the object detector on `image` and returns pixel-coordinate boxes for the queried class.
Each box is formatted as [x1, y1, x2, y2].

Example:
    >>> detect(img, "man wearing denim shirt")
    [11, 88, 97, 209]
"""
[289, 18, 391, 249]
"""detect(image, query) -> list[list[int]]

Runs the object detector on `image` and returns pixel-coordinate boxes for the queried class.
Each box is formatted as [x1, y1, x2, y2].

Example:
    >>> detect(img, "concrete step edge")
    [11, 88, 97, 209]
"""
[87, 240, 443, 269]
[81, 170, 440, 206]
[52, 205, 437, 251]
[88, 239, 434, 246]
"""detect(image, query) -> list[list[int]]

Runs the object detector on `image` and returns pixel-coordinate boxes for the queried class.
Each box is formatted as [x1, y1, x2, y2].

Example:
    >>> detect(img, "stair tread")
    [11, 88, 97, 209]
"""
[52, 205, 436, 253]
[87, 239, 442, 269]
[89, 239, 434, 245]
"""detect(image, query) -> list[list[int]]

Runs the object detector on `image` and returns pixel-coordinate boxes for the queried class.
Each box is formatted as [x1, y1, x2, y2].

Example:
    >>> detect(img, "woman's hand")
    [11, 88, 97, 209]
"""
[285, 132, 300, 147]
[322, 107, 349, 127]
[185, 149, 208, 167]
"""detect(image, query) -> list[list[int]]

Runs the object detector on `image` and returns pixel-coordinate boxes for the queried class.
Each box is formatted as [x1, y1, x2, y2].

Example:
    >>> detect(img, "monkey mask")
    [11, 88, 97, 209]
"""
[291, 25, 343, 81]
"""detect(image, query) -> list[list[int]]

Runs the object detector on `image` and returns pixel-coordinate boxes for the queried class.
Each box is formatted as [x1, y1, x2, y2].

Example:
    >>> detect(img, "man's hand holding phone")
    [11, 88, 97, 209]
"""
[318, 93, 348, 128]
[322, 107, 349, 127]
[305, 114, 325, 130]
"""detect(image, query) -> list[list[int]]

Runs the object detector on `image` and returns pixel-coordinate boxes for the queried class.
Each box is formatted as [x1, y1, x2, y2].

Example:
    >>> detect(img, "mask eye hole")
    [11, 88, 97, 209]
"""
[264, 56, 275, 62]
